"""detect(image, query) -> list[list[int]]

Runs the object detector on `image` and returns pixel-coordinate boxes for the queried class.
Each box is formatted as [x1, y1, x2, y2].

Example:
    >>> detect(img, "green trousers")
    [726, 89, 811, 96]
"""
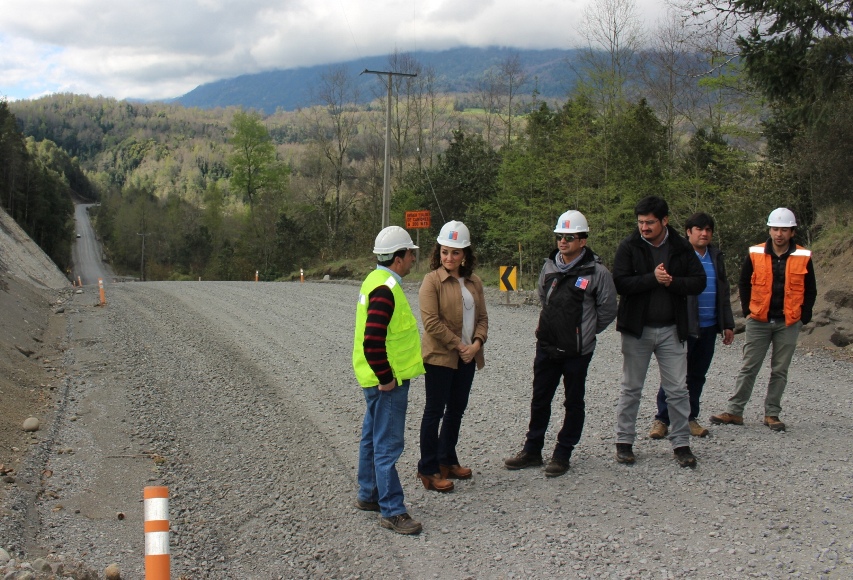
[727, 318, 802, 417]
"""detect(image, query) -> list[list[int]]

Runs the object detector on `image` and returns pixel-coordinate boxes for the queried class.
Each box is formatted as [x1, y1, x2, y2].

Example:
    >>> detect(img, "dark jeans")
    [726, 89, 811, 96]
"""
[418, 360, 476, 475]
[656, 325, 717, 423]
[523, 345, 593, 462]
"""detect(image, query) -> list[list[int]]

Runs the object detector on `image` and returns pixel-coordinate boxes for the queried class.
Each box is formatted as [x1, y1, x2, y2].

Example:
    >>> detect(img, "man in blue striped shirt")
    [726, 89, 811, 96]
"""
[649, 213, 735, 439]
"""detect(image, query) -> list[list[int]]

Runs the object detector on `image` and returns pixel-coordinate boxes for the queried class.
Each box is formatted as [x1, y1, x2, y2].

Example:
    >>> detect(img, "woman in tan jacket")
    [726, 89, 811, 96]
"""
[417, 220, 489, 492]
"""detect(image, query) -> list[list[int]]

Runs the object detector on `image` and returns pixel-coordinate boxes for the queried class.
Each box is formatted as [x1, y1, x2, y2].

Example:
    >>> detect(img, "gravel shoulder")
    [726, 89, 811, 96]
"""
[4, 280, 851, 578]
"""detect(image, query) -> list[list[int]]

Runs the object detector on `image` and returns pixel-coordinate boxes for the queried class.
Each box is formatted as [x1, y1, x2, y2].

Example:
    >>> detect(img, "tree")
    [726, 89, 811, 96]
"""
[495, 53, 529, 149]
[228, 110, 277, 209]
[576, 0, 644, 186]
[303, 66, 361, 246]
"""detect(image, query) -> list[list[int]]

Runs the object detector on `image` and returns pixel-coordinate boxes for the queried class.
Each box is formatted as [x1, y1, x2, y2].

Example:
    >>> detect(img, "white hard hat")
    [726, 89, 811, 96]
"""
[437, 220, 471, 248]
[373, 226, 418, 257]
[767, 207, 797, 227]
[554, 210, 589, 234]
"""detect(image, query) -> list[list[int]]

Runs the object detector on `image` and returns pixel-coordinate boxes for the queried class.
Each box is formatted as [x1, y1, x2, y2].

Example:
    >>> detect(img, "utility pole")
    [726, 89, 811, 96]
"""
[361, 69, 417, 229]
[137, 232, 149, 281]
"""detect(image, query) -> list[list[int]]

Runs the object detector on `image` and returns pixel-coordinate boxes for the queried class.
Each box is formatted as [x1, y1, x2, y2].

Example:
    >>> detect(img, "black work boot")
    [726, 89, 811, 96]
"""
[615, 443, 635, 464]
[503, 450, 543, 470]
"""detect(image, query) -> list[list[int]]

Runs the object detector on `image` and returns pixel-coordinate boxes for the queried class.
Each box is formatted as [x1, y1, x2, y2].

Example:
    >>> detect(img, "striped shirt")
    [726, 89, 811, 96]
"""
[363, 279, 396, 385]
[696, 250, 717, 328]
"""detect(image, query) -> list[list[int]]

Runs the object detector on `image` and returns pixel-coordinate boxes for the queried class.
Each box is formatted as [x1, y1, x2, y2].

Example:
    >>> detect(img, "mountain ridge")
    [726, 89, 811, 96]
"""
[173, 46, 583, 113]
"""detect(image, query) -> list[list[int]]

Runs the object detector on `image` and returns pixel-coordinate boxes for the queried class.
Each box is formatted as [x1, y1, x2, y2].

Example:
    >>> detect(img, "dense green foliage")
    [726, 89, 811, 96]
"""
[0, 101, 76, 270]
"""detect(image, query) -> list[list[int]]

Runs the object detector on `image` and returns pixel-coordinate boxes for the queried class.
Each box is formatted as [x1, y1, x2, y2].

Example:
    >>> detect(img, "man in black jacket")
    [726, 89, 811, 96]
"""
[648, 212, 735, 440]
[612, 197, 706, 467]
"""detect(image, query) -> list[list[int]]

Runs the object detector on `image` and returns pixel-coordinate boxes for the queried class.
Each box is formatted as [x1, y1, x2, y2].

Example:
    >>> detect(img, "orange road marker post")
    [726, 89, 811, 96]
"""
[300, 268, 304, 283]
[77, 276, 82, 287]
[144, 486, 170, 580]
[255, 270, 259, 282]
[98, 278, 106, 306]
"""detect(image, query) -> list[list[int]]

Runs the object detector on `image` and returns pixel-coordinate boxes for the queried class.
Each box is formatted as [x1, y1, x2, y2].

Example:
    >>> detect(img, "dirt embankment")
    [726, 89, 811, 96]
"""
[0, 208, 71, 487]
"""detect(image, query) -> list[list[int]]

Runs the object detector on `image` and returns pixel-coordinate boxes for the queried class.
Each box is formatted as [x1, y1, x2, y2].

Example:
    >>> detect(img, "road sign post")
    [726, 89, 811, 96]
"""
[405, 210, 431, 271]
[499, 266, 519, 307]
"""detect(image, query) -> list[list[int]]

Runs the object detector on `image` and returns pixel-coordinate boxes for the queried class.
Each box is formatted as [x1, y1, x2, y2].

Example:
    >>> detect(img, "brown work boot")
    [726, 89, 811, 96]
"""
[648, 419, 668, 439]
[380, 513, 422, 535]
[689, 420, 709, 437]
[709, 412, 743, 426]
[763, 416, 786, 431]
[503, 451, 543, 470]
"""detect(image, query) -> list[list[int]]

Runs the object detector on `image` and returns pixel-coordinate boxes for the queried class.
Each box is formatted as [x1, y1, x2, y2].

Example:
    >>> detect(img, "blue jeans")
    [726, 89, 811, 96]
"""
[357, 380, 409, 518]
[523, 346, 593, 461]
[656, 325, 718, 423]
[616, 325, 690, 448]
[418, 361, 476, 475]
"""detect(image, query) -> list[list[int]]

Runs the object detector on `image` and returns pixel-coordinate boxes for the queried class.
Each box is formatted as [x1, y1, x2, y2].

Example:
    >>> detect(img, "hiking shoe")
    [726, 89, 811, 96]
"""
[615, 443, 635, 464]
[544, 458, 570, 478]
[674, 446, 697, 468]
[354, 498, 380, 511]
[763, 416, 786, 431]
[649, 419, 669, 439]
[503, 451, 543, 470]
[709, 412, 743, 425]
[689, 420, 709, 437]
[380, 513, 422, 535]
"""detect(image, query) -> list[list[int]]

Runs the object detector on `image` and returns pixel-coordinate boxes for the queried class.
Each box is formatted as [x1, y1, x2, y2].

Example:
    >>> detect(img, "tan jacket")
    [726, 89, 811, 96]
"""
[419, 268, 488, 370]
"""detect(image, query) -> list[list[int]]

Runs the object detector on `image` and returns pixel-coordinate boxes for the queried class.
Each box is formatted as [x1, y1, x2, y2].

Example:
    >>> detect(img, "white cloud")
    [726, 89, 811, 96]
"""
[0, 0, 668, 101]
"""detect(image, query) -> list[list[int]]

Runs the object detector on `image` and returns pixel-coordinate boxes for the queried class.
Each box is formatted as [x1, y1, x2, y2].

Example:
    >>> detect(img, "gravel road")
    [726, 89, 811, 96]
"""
[8, 280, 853, 578]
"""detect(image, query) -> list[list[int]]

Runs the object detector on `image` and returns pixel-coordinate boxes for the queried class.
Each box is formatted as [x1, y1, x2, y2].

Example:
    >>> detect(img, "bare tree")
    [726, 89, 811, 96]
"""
[476, 67, 502, 148]
[578, 0, 644, 112]
[303, 66, 361, 244]
[637, 9, 707, 170]
[496, 53, 529, 149]
[576, 0, 644, 184]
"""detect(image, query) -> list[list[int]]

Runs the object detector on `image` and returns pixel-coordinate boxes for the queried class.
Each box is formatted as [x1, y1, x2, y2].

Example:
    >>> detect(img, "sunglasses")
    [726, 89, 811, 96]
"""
[555, 234, 577, 242]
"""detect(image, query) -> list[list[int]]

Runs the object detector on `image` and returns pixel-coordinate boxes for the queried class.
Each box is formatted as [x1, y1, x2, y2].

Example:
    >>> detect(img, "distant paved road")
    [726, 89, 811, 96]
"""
[71, 203, 114, 286]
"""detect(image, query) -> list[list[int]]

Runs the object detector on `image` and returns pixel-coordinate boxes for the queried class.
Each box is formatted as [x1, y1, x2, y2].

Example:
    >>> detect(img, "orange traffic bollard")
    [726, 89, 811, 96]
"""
[255, 270, 259, 282]
[300, 268, 304, 283]
[98, 278, 106, 306]
[144, 486, 170, 580]
[77, 276, 82, 287]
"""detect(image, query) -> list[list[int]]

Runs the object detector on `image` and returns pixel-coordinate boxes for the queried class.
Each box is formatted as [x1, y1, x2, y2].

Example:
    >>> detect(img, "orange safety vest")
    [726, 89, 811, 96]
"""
[747, 243, 811, 326]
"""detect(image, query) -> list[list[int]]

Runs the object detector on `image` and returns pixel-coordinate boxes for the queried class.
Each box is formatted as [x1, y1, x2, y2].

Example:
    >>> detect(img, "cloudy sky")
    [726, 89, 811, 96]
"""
[1, 0, 667, 102]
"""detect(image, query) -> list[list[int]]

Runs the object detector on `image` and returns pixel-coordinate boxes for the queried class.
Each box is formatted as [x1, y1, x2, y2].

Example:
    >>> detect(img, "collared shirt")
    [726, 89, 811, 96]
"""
[377, 264, 402, 285]
[641, 228, 669, 248]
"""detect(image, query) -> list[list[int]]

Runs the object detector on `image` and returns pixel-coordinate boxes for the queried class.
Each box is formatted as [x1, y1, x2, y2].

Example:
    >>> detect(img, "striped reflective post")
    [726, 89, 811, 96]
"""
[98, 278, 106, 305]
[144, 486, 170, 580]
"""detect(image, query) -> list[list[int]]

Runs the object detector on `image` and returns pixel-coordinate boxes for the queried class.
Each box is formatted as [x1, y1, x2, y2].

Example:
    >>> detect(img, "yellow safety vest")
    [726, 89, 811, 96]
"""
[352, 269, 424, 387]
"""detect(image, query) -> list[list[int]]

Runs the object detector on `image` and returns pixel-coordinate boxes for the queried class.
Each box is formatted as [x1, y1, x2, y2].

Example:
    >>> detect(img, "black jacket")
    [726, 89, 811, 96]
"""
[536, 246, 618, 358]
[613, 226, 706, 341]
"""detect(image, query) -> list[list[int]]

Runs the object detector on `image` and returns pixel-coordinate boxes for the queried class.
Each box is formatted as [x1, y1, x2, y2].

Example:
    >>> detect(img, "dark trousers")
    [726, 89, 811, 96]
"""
[523, 345, 593, 462]
[418, 360, 476, 475]
[656, 325, 718, 423]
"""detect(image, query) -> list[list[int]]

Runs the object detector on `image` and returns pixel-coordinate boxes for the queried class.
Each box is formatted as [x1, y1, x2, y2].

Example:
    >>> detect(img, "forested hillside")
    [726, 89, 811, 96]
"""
[5, 0, 851, 285]
[175, 47, 582, 114]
